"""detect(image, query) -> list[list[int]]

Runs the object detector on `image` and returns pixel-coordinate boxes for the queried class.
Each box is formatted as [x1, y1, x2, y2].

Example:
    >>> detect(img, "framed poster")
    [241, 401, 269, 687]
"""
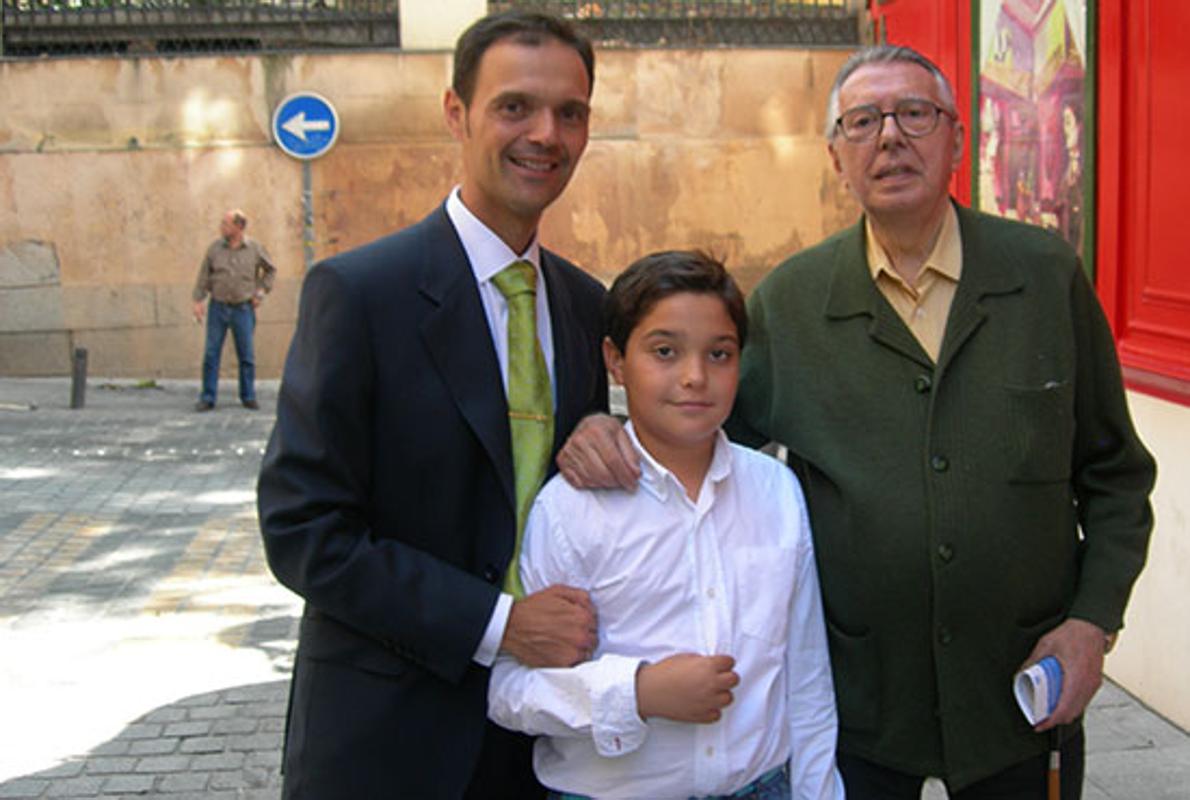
[974, 0, 1094, 272]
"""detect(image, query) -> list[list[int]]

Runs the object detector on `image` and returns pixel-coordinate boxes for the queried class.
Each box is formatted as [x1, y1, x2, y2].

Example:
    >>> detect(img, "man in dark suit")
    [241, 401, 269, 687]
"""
[257, 12, 606, 798]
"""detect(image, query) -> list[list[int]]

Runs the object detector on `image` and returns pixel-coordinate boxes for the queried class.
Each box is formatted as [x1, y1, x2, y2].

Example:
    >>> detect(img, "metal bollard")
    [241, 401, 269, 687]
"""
[70, 347, 88, 409]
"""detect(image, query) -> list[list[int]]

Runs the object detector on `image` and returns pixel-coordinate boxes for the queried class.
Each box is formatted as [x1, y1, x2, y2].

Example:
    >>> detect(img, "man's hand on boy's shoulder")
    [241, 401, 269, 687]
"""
[558, 413, 640, 491]
[636, 654, 739, 724]
[501, 584, 599, 668]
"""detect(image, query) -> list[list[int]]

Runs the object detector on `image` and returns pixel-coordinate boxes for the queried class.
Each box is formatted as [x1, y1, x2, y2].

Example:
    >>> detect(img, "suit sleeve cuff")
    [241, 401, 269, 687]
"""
[473, 592, 513, 668]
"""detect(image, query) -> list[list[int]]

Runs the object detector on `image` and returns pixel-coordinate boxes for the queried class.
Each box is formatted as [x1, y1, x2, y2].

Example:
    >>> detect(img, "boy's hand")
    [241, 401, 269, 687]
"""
[557, 413, 640, 490]
[636, 654, 739, 723]
[501, 584, 598, 668]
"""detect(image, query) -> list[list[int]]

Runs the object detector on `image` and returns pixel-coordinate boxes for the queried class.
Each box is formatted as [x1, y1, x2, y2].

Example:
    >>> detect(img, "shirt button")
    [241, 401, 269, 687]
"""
[706, 587, 716, 599]
[937, 543, 954, 562]
[914, 375, 933, 393]
[931, 455, 949, 472]
[705, 746, 714, 758]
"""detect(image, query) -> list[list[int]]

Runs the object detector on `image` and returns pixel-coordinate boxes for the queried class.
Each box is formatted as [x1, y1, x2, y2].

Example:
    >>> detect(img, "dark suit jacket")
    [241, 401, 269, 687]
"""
[257, 204, 607, 798]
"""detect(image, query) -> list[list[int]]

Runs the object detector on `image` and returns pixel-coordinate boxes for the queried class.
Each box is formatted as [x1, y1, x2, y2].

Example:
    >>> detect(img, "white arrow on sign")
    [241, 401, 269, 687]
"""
[282, 111, 332, 141]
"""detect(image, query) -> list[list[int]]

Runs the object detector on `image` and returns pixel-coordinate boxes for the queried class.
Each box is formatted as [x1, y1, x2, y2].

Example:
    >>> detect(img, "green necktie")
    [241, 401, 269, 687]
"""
[492, 260, 554, 598]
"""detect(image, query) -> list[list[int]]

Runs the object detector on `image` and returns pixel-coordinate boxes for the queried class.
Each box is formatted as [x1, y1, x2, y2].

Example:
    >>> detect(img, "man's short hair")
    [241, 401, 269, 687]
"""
[604, 250, 747, 353]
[452, 11, 595, 107]
[825, 45, 957, 139]
[229, 209, 247, 229]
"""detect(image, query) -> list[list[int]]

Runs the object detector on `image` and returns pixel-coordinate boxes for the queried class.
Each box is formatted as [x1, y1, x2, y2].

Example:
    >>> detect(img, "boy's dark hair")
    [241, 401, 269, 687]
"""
[452, 11, 596, 107]
[604, 250, 747, 353]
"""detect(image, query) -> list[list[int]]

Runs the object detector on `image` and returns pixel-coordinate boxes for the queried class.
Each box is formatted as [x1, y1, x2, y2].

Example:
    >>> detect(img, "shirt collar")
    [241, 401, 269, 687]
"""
[625, 420, 733, 504]
[446, 187, 541, 283]
[864, 202, 962, 288]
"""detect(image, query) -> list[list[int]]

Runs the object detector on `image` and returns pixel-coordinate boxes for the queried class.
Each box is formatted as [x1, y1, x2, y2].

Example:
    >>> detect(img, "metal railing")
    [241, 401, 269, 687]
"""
[0, 0, 400, 56]
[489, 0, 864, 47]
[0, 0, 864, 58]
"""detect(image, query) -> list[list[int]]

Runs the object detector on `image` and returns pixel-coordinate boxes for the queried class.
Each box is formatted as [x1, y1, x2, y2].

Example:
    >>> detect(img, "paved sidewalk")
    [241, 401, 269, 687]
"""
[1, 377, 1188, 799]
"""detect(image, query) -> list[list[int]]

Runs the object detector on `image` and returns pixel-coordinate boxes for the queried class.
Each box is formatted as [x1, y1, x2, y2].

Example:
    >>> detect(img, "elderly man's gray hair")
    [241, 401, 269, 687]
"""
[825, 45, 957, 140]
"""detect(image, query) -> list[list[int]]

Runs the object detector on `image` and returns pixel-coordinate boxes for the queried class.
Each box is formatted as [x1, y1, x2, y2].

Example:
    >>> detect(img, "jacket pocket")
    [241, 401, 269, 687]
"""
[825, 617, 880, 732]
[1004, 381, 1074, 483]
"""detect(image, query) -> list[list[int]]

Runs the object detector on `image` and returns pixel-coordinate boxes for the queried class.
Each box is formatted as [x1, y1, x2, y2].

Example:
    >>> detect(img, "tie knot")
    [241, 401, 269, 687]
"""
[493, 260, 537, 299]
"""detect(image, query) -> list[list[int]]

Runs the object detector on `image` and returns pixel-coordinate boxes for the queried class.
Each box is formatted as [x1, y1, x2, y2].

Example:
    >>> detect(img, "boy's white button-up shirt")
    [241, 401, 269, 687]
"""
[488, 424, 844, 800]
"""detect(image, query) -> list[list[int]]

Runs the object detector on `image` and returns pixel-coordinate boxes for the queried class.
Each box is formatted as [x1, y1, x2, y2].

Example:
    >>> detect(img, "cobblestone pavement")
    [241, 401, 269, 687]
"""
[1, 377, 1188, 799]
[1, 379, 299, 799]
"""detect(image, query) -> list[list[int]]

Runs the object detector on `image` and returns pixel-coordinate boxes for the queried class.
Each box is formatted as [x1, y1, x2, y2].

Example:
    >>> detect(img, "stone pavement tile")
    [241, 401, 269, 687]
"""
[78, 760, 134, 777]
[210, 718, 257, 736]
[43, 775, 102, 797]
[98, 774, 153, 795]
[156, 772, 209, 793]
[177, 736, 226, 755]
[131, 755, 191, 774]
[189, 752, 246, 772]
[0, 781, 49, 799]
[161, 722, 210, 738]
[126, 739, 179, 757]
[1087, 694, 1190, 754]
[1085, 745, 1190, 800]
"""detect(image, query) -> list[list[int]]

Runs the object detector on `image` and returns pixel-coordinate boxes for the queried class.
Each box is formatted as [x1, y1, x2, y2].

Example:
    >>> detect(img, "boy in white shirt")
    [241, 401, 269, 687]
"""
[489, 251, 844, 800]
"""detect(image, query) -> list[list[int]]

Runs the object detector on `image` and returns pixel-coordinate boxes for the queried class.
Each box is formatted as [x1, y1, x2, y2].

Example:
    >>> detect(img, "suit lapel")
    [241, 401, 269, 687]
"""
[541, 251, 585, 457]
[416, 207, 515, 507]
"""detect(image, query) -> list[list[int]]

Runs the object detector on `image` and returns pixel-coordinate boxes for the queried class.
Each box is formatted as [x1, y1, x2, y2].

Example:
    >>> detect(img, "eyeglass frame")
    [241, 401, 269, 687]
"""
[832, 98, 957, 143]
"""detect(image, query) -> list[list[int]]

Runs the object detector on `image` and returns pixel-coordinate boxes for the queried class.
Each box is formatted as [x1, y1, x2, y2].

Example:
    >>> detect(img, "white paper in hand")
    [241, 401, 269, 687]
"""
[1013, 655, 1063, 725]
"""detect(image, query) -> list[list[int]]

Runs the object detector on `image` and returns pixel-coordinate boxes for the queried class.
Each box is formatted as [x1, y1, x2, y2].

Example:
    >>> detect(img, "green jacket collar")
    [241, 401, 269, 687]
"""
[823, 201, 1026, 368]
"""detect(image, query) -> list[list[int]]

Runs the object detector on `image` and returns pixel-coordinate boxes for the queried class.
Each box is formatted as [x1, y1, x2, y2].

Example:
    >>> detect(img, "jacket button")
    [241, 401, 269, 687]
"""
[482, 565, 500, 584]
[938, 627, 953, 645]
[914, 374, 933, 393]
[931, 455, 949, 472]
[937, 543, 954, 562]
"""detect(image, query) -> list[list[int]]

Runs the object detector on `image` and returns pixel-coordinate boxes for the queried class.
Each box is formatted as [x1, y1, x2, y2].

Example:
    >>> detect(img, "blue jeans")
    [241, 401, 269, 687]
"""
[200, 300, 256, 405]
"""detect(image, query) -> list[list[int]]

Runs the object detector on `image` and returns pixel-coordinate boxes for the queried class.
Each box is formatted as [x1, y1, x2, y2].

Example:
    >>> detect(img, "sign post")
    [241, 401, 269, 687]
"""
[272, 92, 340, 271]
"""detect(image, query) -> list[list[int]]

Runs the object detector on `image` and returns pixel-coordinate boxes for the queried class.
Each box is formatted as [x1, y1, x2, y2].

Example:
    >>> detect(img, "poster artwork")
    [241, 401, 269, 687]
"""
[978, 0, 1087, 256]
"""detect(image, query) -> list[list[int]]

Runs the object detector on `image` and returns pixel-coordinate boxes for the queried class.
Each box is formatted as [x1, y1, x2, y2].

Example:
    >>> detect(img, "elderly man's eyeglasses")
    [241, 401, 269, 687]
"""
[834, 99, 955, 143]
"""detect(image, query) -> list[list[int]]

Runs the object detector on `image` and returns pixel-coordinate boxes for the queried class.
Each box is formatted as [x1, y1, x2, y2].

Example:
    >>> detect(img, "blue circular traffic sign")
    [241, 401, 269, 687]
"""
[272, 92, 340, 160]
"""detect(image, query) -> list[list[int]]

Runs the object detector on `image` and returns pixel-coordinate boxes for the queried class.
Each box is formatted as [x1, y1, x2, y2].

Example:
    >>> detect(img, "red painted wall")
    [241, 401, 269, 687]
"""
[1097, 0, 1190, 402]
[868, 0, 973, 206]
[871, 0, 1190, 404]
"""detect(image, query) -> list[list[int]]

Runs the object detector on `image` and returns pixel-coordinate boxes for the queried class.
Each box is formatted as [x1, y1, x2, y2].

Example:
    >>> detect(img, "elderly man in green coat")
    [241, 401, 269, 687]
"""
[557, 45, 1155, 799]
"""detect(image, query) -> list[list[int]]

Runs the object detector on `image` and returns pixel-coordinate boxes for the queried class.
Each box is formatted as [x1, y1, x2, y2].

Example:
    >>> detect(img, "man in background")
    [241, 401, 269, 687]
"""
[192, 208, 275, 411]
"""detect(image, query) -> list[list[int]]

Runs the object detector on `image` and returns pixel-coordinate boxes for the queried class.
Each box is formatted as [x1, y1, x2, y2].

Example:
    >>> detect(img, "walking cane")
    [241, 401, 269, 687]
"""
[1048, 726, 1062, 800]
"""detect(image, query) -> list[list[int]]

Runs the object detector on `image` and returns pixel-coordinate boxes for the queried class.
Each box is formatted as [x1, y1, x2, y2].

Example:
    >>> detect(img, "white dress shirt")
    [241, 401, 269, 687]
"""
[444, 188, 557, 668]
[489, 424, 844, 800]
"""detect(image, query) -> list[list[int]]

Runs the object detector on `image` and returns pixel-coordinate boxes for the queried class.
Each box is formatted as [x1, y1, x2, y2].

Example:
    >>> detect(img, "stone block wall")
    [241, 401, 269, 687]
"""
[0, 47, 858, 377]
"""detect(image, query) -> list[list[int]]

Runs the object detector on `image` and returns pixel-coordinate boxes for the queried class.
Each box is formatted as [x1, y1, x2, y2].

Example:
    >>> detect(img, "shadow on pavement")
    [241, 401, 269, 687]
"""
[0, 679, 290, 799]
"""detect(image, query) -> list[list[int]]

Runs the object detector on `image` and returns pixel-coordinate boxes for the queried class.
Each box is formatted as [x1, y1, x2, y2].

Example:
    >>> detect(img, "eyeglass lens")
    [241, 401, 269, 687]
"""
[840, 100, 941, 141]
